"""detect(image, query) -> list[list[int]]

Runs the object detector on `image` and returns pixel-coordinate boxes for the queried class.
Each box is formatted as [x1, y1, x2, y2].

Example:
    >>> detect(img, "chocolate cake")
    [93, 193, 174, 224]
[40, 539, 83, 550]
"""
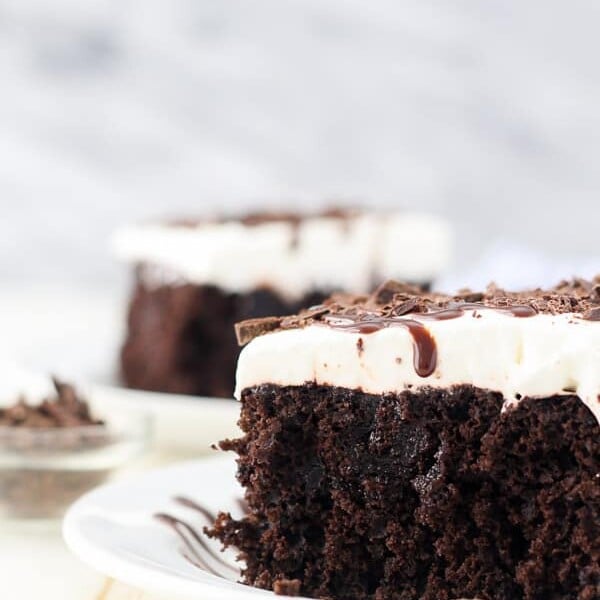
[209, 279, 600, 599]
[113, 210, 451, 398]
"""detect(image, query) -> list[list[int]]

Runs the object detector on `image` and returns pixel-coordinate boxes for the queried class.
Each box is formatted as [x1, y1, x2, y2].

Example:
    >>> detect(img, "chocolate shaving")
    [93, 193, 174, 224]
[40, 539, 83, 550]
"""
[0, 378, 102, 428]
[235, 317, 284, 346]
[390, 297, 425, 316]
[236, 306, 332, 346]
[234, 277, 600, 343]
[371, 280, 424, 305]
[281, 305, 330, 329]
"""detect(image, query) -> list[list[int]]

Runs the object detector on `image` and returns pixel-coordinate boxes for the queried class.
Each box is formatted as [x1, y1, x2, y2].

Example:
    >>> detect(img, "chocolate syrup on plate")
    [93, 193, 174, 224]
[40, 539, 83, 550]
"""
[155, 496, 238, 579]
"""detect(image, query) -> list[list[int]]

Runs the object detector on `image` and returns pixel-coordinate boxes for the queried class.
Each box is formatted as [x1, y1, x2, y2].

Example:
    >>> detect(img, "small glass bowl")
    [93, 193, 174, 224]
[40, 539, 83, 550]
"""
[0, 409, 152, 520]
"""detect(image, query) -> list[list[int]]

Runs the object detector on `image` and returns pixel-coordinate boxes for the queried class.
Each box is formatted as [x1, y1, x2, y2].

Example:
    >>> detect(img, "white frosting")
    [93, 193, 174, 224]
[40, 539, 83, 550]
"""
[235, 310, 600, 423]
[112, 213, 451, 299]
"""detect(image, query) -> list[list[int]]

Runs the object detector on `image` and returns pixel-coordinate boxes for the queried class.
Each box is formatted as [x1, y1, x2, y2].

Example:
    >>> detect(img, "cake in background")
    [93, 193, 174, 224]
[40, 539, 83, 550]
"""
[113, 209, 451, 398]
[210, 278, 599, 600]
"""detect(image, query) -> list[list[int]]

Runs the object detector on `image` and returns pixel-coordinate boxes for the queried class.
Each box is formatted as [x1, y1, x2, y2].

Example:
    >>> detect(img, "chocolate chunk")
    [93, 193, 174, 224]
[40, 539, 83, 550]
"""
[390, 297, 424, 316]
[235, 317, 284, 346]
[372, 280, 423, 305]
[281, 305, 330, 328]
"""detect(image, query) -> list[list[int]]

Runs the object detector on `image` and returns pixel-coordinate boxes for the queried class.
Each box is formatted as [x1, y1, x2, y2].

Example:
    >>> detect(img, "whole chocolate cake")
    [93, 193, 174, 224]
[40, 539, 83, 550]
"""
[113, 210, 451, 398]
[209, 279, 600, 599]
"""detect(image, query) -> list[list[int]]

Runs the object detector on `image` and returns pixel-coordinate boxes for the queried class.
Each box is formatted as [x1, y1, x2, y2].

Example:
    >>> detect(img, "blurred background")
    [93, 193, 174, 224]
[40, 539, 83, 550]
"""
[1, 0, 599, 374]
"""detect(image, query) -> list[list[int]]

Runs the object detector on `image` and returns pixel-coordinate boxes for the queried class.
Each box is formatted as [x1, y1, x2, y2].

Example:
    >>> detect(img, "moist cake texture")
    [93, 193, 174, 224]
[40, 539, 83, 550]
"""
[121, 279, 323, 397]
[114, 210, 451, 398]
[209, 279, 600, 599]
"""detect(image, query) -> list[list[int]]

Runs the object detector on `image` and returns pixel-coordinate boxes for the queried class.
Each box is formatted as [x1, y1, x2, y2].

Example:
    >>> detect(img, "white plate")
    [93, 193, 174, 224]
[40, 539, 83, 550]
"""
[87, 383, 241, 456]
[63, 455, 308, 600]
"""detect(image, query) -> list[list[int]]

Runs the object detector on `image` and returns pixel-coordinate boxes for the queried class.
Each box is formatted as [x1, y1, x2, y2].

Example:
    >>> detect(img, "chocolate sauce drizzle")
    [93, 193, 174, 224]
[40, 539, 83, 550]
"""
[324, 303, 537, 378]
[154, 496, 239, 580]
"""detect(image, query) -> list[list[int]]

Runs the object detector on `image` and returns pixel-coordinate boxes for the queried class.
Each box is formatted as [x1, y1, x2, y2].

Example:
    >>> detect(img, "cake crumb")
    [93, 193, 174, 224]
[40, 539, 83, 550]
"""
[395, 357, 402, 364]
[273, 578, 301, 596]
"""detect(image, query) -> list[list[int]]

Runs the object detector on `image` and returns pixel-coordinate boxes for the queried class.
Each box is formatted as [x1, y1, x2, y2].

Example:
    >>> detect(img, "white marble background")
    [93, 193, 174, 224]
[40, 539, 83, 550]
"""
[1, 0, 600, 291]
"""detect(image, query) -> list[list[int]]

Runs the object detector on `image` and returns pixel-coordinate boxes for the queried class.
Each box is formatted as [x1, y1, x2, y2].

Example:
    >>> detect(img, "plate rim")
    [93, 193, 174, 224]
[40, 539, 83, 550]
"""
[85, 382, 241, 455]
[62, 455, 306, 600]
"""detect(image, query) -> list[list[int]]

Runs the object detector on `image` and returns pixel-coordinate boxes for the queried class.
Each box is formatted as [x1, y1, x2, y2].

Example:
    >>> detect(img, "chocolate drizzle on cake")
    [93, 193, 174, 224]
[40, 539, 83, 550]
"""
[322, 302, 538, 378]
[324, 315, 437, 377]
[416, 302, 538, 320]
[236, 279, 595, 379]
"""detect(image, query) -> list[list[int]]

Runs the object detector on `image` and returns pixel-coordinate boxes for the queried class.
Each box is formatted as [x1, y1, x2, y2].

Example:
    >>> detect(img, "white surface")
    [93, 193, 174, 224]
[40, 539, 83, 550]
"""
[64, 455, 307, 600]
[113, 212, 451, 297]
[237, 309, 600, 422]
[0, 522, 104, 600]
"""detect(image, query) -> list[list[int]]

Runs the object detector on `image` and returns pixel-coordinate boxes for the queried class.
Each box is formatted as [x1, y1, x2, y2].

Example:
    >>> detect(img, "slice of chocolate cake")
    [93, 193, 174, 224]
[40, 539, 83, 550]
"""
[113, 210, 451, 398]
[210, 279, 600, 599]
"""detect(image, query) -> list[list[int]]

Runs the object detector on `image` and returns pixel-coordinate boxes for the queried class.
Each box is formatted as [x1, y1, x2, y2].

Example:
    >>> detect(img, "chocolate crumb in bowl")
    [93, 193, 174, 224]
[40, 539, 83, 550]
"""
[0, 378, 127, 520]
[0, 377, 103, 430]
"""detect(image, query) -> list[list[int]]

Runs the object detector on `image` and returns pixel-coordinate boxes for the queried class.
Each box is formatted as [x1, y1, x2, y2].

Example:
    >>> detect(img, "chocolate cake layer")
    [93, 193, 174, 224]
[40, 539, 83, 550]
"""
[120, 277, 326, 398]
[210, 384, 599, 600]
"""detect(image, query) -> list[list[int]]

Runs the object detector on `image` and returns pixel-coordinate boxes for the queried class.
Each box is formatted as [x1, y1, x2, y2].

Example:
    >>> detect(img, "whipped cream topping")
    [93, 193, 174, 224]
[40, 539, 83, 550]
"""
[235, 309, 600, 423]
[112, 213, 451, 299]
